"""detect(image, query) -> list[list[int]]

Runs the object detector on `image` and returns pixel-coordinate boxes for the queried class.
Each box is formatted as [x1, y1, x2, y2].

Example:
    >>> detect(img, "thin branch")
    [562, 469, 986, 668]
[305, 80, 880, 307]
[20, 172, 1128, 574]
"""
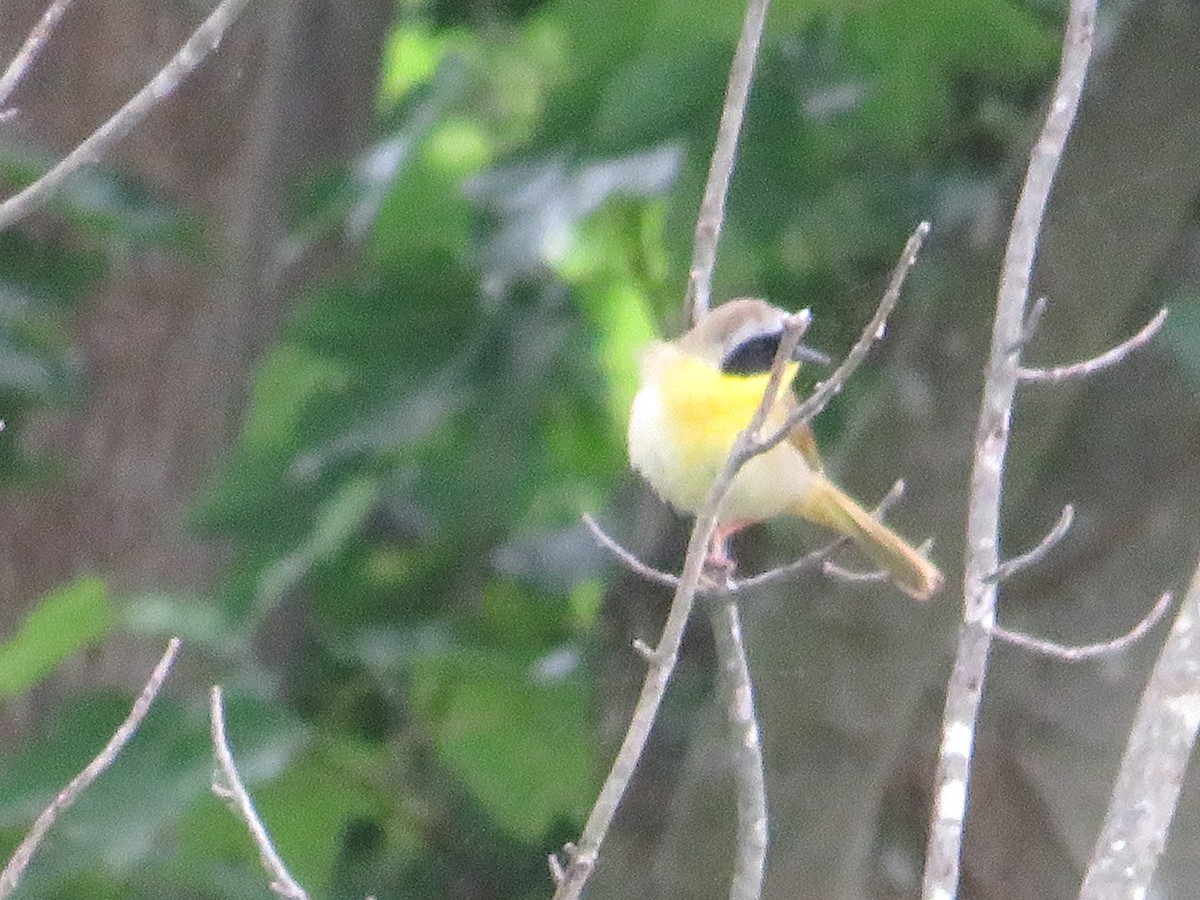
[1080, 560, 1200, 898]
[761, 221, 930, 452]
[0, 0, 76, 111]
[551, 304, 813, 900]
[0, 638, 181, 900]
[987, 504, 1074, 583]
[989, 592, 1172, 662]
[211, 686, 310, 900]
[684, 0, 772, 323]
[823, 535, 935, 584]
[583, 514, 679, 589]
[1017, 308, 1167, 383]
[0, 0, 252, 233]
[584, 480, 907, 596]
[922, 3, 1097, 898]
[730, 480, 906, 592]
[822, 559, 890, 583]
[707, 598, 768, 900]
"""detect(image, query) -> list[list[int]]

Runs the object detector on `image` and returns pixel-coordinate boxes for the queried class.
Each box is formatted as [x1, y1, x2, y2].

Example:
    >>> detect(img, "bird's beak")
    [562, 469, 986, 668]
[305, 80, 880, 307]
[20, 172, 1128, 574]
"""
[793, 344, 832, 366]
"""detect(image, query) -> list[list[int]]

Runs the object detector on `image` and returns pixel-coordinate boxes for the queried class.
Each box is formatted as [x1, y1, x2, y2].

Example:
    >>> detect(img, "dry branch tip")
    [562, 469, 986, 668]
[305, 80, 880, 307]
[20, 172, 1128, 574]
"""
[1017, 308, 1167, 383]
[987, 503, 1074, 583]
[988, 592, 1172, 662]
[211, 686, 310, 900]
[0, 638, 181, 900]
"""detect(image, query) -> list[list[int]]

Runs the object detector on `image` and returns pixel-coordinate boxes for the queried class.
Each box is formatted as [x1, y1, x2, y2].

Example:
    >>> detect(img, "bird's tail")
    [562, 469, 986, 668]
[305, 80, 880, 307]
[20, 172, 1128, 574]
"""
[795, 476, 943, 601]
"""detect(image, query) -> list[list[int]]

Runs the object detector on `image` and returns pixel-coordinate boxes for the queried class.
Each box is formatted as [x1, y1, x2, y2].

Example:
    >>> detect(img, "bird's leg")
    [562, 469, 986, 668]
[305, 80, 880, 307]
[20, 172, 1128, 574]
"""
[705, 521, 752, 580]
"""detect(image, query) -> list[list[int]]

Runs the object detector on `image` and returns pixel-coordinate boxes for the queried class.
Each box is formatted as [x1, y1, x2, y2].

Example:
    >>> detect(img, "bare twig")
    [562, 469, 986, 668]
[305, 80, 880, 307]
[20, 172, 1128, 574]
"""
[584, 480, 907, 596]
[548, 852, 566, 884]
[551, 306, 813, 900]
[210, 686, 310, 900]
[707, 597, 768, 900]
[823, 535, 934, 584]
[987, 504, 1074, 583]
[583, 514, 680, 589]
[684, 0, 772, 323]
[0, 0, 252, 233]
[1080, 561, 1200, 897]
[632, 638, 657, 662]
[0, 0, 77, 111]
[730, 480, 907, 592]
[0, 638, 181, 900]
[729, 539, 846, 590]
[1017, 308, 1167, 383]
[822, 559, 890, 583]
[922, 3, 1097, 898]
[989, 592, 1171, 662]
[762, 221, 929, 451]
[585, 515, 846, 594]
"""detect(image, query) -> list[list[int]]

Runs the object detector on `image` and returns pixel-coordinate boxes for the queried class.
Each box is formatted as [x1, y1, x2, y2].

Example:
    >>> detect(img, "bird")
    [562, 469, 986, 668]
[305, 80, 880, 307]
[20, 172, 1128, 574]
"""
[626, 297, 942, 601]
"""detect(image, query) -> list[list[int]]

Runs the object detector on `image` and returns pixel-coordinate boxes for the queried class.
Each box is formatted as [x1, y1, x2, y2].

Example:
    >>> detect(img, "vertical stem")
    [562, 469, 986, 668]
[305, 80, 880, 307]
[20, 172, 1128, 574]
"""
[921, 2, 1097, 897]
[683, 0, 772, 324]
[708, 598, 768, 900]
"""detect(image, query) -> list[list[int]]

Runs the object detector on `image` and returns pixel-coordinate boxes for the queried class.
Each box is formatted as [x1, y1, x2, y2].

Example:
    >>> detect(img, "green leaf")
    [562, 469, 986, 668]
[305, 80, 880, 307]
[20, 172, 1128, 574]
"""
[0, 577, 112, 698]
[421, 657, 593, 842]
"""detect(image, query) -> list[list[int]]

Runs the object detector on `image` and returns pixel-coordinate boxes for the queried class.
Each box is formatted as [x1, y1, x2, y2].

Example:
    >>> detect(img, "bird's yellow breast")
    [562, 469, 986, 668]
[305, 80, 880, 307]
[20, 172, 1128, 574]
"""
[658, 353, 783, 463]
[627, 344, 809, 520]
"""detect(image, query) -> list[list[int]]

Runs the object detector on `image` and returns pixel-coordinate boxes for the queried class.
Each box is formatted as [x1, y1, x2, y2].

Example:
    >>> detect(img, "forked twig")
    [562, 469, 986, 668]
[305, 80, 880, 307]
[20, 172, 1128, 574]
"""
[1017, 308, 1167, 383]
[0, 0, 252, 232]
[989, 592, 1172, 661]
[0, 638, 181, 900]
[1010, 296, 1049, 353]
[211, 686, 309, 900]
[0, 0, 77, 111]
[763, 223, 930, 452]
[732, 480, 907, 592]
[684, 0, 772, 324]
[823, 538, 934, 584]
[987, 504, 1074, 583]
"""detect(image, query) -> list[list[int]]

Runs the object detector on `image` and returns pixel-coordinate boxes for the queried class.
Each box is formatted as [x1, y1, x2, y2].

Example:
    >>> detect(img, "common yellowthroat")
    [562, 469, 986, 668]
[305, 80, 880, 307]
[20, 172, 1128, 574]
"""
[627, 298, 942, 601]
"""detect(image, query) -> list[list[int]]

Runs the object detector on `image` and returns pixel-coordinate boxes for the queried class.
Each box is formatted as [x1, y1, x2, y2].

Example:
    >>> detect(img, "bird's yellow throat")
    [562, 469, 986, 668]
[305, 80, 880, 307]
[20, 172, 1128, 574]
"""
[652, 349, 797, 467]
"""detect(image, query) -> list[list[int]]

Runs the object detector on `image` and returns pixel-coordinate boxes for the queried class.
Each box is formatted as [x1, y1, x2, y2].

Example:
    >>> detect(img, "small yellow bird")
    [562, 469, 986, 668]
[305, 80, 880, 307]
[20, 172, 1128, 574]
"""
[627, 297, 942, 601]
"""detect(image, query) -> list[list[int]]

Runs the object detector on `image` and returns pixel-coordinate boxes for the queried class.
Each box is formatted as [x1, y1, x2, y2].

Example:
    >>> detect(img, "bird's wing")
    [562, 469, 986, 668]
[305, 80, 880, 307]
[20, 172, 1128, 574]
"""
[787, 421, 824, 472]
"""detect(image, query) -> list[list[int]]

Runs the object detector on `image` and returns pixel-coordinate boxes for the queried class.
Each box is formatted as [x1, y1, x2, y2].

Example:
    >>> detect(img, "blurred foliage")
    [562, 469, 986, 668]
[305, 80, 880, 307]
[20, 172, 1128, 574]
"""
[0, 0, 1088, 897]
[0, 577, 110, 699]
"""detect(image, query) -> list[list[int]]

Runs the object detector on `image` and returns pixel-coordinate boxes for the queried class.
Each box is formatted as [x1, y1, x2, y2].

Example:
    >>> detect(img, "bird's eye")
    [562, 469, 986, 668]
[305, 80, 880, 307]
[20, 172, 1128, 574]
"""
[721, 332, 782, 375]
